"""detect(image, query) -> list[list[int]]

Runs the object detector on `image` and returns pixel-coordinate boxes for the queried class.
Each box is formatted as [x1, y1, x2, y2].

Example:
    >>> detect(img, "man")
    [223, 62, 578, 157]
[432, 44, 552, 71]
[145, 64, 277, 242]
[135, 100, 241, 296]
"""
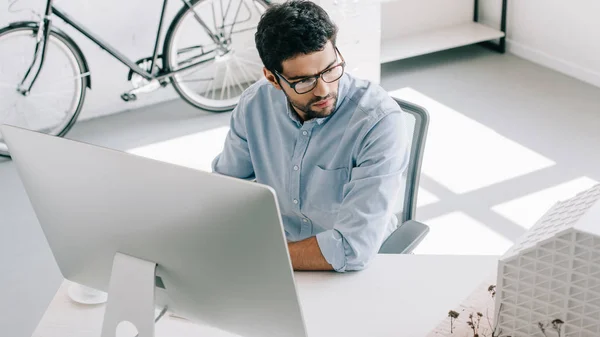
[212, 0, 409, 272]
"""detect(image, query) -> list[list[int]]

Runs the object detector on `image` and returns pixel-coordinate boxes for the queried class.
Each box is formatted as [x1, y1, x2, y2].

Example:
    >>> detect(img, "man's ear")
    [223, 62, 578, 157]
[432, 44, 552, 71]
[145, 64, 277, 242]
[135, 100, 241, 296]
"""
[263, 68, 282, 90]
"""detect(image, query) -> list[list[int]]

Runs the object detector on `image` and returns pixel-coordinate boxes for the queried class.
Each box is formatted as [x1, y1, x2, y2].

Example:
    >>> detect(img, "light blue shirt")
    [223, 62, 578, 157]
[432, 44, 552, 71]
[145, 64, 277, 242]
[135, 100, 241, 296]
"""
[212, 73, 409, 271]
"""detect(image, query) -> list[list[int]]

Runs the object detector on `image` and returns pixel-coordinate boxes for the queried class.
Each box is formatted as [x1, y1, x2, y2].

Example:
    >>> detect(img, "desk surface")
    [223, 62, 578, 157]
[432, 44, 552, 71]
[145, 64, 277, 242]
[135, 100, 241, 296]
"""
[33, 254, 498, 337]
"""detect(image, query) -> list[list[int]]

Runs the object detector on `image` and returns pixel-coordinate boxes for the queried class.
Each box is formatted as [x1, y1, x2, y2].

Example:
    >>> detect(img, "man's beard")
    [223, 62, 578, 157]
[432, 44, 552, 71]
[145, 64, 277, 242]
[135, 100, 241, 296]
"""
[286, 92, 338, 121]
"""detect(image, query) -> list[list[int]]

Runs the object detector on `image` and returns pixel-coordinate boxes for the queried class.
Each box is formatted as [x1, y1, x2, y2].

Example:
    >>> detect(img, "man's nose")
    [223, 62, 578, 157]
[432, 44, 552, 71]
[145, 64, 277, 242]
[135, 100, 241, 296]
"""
[312, 78, 330, 97]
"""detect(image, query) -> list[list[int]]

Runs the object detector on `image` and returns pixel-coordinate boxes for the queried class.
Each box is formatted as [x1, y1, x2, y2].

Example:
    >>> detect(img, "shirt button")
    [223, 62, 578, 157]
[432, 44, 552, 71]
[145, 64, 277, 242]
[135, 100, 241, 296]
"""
[293, 199, 298, 204]
[293, 165, 299, 171]
[302, 131, 308, 136]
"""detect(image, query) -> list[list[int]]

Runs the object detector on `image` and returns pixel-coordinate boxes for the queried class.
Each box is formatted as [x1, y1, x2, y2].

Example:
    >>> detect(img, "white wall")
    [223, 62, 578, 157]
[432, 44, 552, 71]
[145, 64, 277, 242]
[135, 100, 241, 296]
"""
[0, 0, 189, 121]
[1, 0, 381, 121]
[481, 0, 600, 88]
[317, 0, 381, 84]
[381, 0, 473, 42]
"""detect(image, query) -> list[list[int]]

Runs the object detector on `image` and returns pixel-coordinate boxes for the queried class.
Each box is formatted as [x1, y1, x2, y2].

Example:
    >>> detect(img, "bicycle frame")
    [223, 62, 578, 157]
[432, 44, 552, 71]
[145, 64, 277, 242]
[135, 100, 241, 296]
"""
[20, 0, 226, 93]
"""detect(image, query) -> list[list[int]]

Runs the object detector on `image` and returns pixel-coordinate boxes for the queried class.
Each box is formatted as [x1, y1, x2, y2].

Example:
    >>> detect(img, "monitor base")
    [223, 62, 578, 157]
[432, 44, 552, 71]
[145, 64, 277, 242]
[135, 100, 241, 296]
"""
[101, 252, 157, 337]
[68, 282, 108, 305]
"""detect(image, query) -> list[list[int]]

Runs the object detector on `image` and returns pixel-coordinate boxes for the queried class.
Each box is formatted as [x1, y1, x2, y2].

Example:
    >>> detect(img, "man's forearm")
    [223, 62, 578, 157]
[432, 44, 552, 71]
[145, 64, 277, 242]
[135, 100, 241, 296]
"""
[287, 236, 333, 271]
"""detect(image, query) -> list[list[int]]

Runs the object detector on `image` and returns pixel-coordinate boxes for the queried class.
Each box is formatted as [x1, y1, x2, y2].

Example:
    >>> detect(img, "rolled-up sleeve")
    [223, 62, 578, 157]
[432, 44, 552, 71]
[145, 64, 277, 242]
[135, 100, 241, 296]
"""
[316, 111, 410, 271]
[316, 229, 346, 271]
[211, 94, 255, 180]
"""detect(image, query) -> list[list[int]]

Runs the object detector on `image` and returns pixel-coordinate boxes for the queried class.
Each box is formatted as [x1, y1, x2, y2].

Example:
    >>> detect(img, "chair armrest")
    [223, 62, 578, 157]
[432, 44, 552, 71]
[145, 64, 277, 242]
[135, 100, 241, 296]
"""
[378, 220, 430, 254]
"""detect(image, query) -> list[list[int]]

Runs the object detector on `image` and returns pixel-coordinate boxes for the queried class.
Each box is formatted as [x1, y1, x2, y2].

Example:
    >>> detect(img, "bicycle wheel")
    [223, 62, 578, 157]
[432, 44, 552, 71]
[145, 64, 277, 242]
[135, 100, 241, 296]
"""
[164, 0, 271, 112]
[0, 24, 88, 157]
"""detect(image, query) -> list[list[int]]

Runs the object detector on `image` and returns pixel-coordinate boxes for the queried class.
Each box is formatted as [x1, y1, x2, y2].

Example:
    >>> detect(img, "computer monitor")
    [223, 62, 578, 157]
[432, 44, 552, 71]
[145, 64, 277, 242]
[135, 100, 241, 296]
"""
[0, 124, 307, 337]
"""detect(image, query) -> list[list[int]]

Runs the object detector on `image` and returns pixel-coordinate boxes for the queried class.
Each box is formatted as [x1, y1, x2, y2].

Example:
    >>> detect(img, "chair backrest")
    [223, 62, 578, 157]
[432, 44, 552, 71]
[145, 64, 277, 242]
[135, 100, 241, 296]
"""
[391, 98, 430, 223]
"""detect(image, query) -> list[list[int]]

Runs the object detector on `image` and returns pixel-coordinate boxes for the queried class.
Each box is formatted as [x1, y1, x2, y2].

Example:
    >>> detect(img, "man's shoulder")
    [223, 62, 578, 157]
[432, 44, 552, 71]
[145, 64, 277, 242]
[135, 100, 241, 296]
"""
[345, 75, 400, 118]
[232, 78, 285, 121]
[344, 75, 402, 127]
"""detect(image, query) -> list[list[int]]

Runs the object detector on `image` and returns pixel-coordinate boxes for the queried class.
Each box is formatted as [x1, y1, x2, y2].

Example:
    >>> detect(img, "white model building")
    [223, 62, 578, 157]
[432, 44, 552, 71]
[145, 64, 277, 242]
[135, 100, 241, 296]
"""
[495, 184, 600, 337]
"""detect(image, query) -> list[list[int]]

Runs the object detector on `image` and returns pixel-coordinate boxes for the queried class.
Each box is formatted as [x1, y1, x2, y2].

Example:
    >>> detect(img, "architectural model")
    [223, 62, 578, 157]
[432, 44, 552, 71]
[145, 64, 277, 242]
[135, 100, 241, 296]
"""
[495, 184, 600, 337]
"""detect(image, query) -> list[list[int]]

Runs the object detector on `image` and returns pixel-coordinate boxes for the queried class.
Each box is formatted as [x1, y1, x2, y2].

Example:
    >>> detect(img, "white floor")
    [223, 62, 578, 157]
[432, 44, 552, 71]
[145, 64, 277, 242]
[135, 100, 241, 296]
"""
[382, 46, 600, 256]
[3, 45, 600, 259]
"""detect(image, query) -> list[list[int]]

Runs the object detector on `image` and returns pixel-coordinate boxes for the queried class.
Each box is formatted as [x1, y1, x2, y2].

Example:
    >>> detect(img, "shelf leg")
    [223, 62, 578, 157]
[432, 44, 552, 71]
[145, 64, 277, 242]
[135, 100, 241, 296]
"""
[474, 0, 507, 54]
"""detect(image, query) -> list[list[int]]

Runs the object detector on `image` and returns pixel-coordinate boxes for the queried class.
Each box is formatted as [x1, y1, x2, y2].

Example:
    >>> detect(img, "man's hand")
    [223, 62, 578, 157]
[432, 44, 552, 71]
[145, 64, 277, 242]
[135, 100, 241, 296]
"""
[287, 236, 334, 271]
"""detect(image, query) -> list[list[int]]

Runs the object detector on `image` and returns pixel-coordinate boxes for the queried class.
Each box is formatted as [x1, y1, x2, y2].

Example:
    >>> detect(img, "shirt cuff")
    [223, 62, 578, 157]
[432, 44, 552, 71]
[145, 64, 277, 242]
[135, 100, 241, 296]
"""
[210, 154, 221, 173]
[316, 230, 347, 272]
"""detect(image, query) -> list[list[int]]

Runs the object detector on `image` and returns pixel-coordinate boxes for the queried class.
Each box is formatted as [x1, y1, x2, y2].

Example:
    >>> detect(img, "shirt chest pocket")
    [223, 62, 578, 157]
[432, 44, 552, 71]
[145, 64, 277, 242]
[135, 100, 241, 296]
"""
[306, 166, 349, 212]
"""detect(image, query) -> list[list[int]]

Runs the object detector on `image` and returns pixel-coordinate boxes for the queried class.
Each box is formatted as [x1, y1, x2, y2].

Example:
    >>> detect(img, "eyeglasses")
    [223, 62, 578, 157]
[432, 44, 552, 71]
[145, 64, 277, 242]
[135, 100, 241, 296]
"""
[274, 47, 346, 95]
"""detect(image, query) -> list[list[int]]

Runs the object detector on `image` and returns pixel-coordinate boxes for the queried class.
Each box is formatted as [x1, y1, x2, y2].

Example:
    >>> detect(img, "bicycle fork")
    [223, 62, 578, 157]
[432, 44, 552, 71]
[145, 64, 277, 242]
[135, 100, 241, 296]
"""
[17, 16, 52, 96]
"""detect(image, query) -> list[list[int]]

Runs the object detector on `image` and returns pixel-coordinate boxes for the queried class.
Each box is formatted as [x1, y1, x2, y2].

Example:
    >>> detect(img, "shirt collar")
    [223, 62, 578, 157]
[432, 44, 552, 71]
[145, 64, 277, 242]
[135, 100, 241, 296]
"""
[285, 103, 303, 127]
[284, 73, 351, 127]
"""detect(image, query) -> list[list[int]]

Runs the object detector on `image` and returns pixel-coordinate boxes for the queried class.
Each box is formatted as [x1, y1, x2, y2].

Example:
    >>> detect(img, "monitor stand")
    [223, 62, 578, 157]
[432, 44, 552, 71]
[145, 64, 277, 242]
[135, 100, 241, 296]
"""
[100, 252, 158, 337]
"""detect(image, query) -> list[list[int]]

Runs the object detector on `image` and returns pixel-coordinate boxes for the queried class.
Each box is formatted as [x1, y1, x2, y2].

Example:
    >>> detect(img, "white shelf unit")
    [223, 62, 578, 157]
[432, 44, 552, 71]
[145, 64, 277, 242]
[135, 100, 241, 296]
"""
[381, 22, 505, 63]
[379, 0, 506, 64]
[316, 0, 506, 83]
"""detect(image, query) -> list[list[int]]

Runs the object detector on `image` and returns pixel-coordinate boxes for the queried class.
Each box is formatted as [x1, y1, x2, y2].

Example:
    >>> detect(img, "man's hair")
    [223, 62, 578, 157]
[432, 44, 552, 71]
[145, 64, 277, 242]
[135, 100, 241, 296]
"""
[255, 0, 338, 73]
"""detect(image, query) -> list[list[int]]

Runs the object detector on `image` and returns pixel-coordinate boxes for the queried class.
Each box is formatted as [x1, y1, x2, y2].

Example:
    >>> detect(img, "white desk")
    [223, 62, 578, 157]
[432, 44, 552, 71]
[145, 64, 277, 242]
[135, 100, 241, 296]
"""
[33, 254, 498, 337]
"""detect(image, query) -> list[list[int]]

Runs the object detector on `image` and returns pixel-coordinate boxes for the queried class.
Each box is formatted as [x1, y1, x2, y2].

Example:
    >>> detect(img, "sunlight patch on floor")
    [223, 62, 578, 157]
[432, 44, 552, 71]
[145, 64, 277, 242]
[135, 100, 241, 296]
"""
[127, 127, 230, 172]
[491, 176, 599, 229]
[417, 187, 439, 207]
[389, 88, 556, 195]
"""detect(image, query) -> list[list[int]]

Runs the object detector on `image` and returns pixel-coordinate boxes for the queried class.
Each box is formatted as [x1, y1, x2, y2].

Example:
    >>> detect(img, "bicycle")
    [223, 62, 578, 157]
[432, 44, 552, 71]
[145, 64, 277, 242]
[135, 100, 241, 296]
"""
[0, 0, 272, 157]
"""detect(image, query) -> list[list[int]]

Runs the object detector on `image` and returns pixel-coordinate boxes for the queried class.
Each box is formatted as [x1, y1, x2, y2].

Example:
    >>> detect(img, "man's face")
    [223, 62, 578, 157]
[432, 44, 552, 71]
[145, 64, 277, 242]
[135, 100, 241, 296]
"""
[265, 41, 343, 121]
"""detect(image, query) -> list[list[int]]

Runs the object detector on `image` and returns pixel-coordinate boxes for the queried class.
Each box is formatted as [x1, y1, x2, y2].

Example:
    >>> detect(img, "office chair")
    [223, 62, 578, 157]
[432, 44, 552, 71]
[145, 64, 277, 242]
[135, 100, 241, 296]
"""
[378, 98, 430, 254]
